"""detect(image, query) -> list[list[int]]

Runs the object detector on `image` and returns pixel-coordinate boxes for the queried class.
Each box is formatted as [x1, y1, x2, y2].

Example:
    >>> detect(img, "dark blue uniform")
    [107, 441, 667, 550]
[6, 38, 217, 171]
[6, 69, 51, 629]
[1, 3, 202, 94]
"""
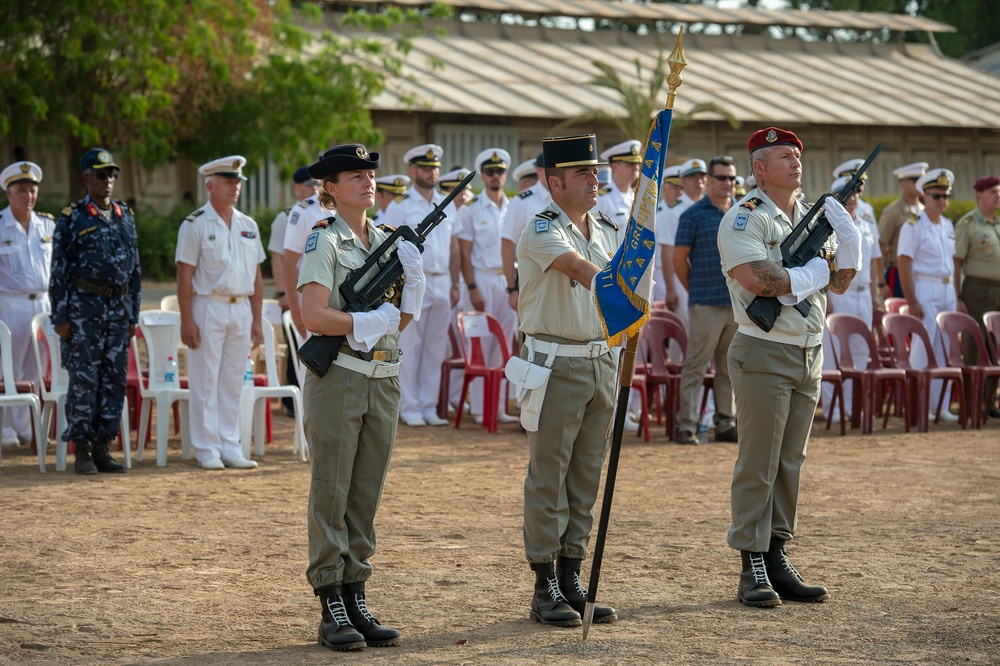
[50, 195, 141, 447]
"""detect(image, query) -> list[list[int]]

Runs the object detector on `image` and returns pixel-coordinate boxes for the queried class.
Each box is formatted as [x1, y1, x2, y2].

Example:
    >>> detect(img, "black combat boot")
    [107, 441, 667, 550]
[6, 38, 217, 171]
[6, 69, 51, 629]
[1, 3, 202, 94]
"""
[73, 441, 98, 475]
[529, 562, 581, 627]
[556, 556, 618, 623]
[92, 441, 126, 473]
[763, 538, 830, 602]
[738, 551, 781, 608]
[317, 585, 366, 651]
[343, 581, 401, 647]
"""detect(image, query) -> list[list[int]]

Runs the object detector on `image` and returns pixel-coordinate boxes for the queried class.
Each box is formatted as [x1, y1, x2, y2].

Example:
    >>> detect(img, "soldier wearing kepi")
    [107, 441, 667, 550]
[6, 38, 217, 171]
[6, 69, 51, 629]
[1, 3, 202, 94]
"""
[0, 161, 54, 448]
[718, 127, 861, 607]
[50, 148, 140, 475]
[176, 156, 265, 470]
[516, 134, 619, 628]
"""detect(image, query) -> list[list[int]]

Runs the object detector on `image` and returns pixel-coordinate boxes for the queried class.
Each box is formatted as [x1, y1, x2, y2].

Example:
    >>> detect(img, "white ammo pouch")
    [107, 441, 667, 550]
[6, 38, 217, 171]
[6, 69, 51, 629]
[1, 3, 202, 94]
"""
[504, 337, 557, 432]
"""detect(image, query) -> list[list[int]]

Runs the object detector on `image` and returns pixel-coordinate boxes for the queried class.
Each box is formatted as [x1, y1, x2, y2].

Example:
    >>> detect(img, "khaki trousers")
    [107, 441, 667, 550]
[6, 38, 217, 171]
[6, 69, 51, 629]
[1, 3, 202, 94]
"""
[727, 332, 821, 552]
[677, 304, 738, 433]
[305, 364, 400, 591]
[523, 347, 616, 563]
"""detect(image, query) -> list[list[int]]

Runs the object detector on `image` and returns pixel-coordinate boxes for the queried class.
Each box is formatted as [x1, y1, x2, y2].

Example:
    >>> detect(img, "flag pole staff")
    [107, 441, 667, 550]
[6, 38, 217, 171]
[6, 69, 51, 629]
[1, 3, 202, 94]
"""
[581, 26, 687, 640]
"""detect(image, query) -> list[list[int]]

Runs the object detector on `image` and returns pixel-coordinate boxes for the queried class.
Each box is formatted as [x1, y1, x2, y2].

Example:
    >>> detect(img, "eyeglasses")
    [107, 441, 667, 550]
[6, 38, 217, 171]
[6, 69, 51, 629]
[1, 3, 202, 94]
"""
[91, 171, 117, 181]
[482, 168, 506, 177]
[927, 193, 951, 201]
[712, 175, 737, 182]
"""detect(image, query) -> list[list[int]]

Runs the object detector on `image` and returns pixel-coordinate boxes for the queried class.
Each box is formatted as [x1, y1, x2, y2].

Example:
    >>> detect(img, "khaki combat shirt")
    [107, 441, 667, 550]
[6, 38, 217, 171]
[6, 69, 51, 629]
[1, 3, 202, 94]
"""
[955, 208, 1000, 283]
[297, 215, 400, 353]
[517, 202, 618, 342]
[878, 197, 923, 266]
[717, 189, 827, 338]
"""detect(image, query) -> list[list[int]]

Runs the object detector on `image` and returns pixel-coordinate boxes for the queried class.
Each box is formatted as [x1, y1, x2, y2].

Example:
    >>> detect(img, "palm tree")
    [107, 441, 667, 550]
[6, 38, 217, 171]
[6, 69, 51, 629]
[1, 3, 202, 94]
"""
[552, 53, 739, 139]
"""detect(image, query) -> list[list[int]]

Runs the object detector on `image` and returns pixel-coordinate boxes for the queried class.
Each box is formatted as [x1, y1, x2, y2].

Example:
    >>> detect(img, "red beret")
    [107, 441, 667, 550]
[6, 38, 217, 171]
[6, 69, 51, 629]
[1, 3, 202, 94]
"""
[747, 127, 803, 154]
[973, 176, 999, 192]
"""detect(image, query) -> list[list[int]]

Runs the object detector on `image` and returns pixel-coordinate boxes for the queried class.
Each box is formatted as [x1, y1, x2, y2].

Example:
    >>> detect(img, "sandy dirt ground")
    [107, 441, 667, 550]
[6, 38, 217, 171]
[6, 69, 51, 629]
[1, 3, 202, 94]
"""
[1, 401, 997, 665]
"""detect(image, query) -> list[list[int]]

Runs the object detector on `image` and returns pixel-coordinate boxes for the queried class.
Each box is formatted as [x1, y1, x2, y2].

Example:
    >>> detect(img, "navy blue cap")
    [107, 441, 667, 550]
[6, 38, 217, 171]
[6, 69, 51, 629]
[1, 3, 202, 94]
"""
[534, 152, 544, 168]
[292, 167, 313, 184]
[80, 148, 119, 172]
[308, 144, 381, 180]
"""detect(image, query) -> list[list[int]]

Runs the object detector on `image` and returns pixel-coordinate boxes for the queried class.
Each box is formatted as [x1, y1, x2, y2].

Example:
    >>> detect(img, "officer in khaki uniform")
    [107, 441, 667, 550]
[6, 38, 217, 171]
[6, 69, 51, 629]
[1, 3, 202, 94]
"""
[878, 162, 928, 297]
[298, 144, 425, 652]
[718, 127, 862, 608]
[516, 134, 619, 628]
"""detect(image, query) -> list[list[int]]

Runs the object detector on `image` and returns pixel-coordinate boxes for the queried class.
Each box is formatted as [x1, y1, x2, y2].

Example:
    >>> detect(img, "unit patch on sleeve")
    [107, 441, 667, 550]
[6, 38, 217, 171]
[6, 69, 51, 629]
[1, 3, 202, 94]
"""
[733, 213, 749, 231]
[304, 231, 319, 253]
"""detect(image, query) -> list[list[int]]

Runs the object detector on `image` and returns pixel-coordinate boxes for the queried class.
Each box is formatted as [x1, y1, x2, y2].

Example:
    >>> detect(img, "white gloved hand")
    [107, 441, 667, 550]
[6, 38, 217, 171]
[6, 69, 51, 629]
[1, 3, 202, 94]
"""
[348, 302, 401, 352]
[778, 256, 831, 306]
[397, 240, 426, 319]
[824, 197, 859, 242]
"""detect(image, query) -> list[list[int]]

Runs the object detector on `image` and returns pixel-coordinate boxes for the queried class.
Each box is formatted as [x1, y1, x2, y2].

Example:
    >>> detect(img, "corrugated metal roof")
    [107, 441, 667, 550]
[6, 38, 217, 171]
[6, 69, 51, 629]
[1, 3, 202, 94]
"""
[354, 19, 999, 129]
[328, 0, 955, 33]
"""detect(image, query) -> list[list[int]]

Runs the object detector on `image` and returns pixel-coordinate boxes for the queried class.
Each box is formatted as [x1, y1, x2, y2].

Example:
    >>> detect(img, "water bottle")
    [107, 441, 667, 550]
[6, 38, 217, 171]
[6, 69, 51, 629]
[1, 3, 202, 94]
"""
[164, 356, 177, 385]
[243, 354, 255, 388]
[697, 411, 711, 444]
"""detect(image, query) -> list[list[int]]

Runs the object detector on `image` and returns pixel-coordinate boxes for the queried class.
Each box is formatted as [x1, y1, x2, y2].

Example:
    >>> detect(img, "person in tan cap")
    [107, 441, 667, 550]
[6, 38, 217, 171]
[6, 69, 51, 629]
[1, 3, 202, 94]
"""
[0, 161, 53, 448]
[718, 127, 861, 608]
[879, 161, 928, 297]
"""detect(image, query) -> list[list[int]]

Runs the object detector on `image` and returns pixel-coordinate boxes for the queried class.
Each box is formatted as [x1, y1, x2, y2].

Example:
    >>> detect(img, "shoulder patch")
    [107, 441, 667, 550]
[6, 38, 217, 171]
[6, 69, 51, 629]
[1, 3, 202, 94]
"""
[184, 209, 205, 223]
[289, 211, 300, 225]
[304, 231, 319, 253]
[596, 211, 618, 231]
[733, 213, 749, 231]
[598, 186, 611, 196]
[533, 209, 559, 233]
[518, 189, 535, 200]
[38, 212, 55, 220]
[741, 197, 765, 211]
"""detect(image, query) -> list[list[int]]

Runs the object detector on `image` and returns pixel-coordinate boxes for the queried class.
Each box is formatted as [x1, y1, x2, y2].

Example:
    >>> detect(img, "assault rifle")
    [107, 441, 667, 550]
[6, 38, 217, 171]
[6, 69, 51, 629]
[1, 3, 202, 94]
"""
[745, 143, 882, 332]
[296, 170, 476, 378]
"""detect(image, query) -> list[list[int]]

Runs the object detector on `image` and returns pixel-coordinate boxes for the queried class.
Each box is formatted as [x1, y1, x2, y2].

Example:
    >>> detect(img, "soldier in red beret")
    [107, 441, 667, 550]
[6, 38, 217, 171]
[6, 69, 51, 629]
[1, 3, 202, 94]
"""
[718, 127, 863, 607]
[954, 175, 1000, 417]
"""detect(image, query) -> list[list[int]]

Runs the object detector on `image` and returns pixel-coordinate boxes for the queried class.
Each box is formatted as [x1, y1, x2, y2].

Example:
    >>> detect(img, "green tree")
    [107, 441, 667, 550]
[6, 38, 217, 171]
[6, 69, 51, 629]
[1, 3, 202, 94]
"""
[0, 1, 445, 198]
[552, 55, 740, 139]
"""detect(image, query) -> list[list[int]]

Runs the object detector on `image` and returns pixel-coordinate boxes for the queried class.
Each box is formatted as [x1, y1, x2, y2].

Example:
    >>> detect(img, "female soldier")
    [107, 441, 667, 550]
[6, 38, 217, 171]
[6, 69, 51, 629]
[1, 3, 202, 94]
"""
[297, 144, 425, 651]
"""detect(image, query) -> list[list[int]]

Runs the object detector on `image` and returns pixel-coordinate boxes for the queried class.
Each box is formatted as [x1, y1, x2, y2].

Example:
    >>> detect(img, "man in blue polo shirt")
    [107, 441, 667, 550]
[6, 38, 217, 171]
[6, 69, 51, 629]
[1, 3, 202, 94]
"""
[672, 155, 740, 444]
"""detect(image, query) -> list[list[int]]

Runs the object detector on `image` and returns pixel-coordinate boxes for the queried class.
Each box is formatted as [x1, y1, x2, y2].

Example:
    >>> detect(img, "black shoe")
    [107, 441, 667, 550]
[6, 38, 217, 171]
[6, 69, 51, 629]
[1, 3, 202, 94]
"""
[92, 442, 126, 473]
[556, 557, 617, 623]
[530, 562, 581, 627]
[343, 582, 401, 647]
[73, 442, 98, 475]
[738, 551, 781, 608]
[763, 538, 829, 602]
[715, 426, 739, 443]
[675, 429, 697, 445]
[988, 407, 1000, 419]
[317, 586, 366, 651]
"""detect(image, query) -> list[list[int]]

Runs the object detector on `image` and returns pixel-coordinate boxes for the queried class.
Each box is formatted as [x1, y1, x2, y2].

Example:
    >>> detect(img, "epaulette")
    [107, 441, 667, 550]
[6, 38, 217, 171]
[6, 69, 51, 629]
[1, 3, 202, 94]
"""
[377, 224, 396, 233]
[282, 206, 292, 215]
[465, 195, 478, 206]
[596, 211, 618, 231]
[184, 209, 205, 223]
[906, 213, 919, 225]
[518, 189, 535, 199]
[668, 200, 682, 208]
[311, 218, 332, 230]
[740, 197, 765, 211]
[38, 212, 55, 220]
[296, 198, 314, 209]
[396, 193, 410, 202]
[598, 186, 611, 196]
[61, 202, 78, 217]
[532, 209, 559, 233]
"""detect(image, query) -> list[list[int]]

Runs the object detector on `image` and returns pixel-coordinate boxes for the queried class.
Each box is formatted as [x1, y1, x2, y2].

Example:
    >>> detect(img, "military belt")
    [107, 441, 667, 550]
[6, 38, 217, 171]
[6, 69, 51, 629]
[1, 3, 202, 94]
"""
[70, 276, 128, 298]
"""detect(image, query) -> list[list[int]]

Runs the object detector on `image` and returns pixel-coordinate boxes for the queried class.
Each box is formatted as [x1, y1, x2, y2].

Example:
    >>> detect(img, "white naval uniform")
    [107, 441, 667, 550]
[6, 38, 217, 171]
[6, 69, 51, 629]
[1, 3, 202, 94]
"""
[176, 202, 266, 463]
[380, 187, 457, 423]
[0, 207, 54, 443]
[282, 197, 325, 312]
[652, 198, 678, 303]
[593, 182, 633, 244]
[267, 208, 288, 258]
[457, 192, 516, 418]
[821, 207, 882, 418]
[897, 211, 957, 411]
[500, 181, 552, 250]
[655, 192, 698, 327]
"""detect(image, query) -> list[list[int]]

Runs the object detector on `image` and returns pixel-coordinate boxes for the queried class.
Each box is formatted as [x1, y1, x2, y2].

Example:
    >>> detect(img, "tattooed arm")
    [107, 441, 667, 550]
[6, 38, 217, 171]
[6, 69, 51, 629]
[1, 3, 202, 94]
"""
[828, 268, 857, 295]
[730, 260, 792, 297]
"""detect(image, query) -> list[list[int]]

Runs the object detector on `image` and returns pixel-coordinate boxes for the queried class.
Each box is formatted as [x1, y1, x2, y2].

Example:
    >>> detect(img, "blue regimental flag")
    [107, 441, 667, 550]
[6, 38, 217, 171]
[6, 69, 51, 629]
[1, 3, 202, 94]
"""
[594, 109, 673, 346]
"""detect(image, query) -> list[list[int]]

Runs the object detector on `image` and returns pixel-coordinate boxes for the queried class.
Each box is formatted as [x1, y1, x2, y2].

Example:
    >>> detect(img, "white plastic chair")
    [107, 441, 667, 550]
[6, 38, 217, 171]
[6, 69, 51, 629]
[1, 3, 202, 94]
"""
[134, 309, 191, 467]
[281, 309, 307, 387]
[160, 295, 180, 312]
[0, 319, 44, 472]
[240, 323, 308, 461]
[30, 313, 133, 472]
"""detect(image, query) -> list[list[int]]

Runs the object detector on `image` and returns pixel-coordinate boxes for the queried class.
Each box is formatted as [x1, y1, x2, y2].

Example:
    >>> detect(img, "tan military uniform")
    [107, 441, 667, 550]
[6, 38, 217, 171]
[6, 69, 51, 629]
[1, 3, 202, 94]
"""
[717, 189, 825, 553]
[517, 202, 619, 564]
[298, 215, 402, 590]
[955, 207, 1000, 361]
[878, 197, 923, 297]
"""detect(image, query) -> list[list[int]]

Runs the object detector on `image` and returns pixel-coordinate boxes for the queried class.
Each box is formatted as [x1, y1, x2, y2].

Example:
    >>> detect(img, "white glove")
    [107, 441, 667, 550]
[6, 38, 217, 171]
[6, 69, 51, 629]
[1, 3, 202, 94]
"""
[397, 240, 425, 319]
[347, 302, 401, 352]
[779, 256, 830, 306]
[824, 197, 859, 243]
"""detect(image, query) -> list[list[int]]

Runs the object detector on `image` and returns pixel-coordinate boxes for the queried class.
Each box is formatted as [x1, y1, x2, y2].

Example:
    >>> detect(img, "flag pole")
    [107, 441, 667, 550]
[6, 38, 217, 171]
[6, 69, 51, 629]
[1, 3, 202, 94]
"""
[582, 27, 687, 640]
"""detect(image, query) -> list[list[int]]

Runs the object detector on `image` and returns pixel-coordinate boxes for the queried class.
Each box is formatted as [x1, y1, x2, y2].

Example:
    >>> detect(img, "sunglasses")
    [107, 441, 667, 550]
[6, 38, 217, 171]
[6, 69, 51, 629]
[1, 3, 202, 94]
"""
[712, 175, 737, 182]
[482, 169, 506, 177]
[927, 193, 951, 201]
[91, 171, 118, 181]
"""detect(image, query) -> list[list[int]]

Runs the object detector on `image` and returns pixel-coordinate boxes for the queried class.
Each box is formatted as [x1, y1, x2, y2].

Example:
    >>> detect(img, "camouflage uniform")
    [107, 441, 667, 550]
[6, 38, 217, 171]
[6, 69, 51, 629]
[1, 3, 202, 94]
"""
[50, 195, 141, 449]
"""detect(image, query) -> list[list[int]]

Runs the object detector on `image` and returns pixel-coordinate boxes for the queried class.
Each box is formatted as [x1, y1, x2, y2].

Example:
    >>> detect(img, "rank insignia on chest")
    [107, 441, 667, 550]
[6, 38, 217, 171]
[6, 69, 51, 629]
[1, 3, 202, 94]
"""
[208, 234, 216, 241]
[241, 230, 257, 239]
[305, 231, 319, 253]
[741, 197, 764, 211]
[290, 212, 300, 225]
[733, 213, 749, 231]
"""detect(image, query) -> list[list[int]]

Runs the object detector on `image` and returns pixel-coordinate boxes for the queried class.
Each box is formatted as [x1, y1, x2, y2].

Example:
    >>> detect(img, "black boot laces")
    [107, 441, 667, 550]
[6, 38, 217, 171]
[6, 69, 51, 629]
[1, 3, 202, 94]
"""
[749, 553, 770, 585]
[325, 597, 352, 627]
[546, 576, 568, 603]
[353, 593, 379, 625]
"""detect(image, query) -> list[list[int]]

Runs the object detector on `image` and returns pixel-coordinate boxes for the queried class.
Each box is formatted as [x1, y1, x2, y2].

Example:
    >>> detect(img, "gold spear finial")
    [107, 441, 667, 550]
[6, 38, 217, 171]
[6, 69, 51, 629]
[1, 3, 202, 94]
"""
[665, 26, 687, 111]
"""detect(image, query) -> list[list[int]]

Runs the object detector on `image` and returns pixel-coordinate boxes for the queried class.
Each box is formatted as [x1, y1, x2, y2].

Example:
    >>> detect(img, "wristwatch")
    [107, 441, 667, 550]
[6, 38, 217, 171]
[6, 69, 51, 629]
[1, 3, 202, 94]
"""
[506, 285, 518, 294]
[876, 282, 886, 288]
[275, 291, 286, 298]
[466, 282, 478, 291]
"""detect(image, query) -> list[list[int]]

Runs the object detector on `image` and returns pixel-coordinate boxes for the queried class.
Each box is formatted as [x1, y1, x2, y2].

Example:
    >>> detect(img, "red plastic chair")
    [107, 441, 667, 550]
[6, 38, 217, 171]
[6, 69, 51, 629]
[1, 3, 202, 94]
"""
[936, 311, 1000, 429]
[985, 312, 1000, 363]
[642, 312, 688, 440]
[437, 321, 464, 421]
[820, 369, 846, 436]
[882, 313, 967, 432]
[455, 312, 511, 434]
[827, 313, 910, 434]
